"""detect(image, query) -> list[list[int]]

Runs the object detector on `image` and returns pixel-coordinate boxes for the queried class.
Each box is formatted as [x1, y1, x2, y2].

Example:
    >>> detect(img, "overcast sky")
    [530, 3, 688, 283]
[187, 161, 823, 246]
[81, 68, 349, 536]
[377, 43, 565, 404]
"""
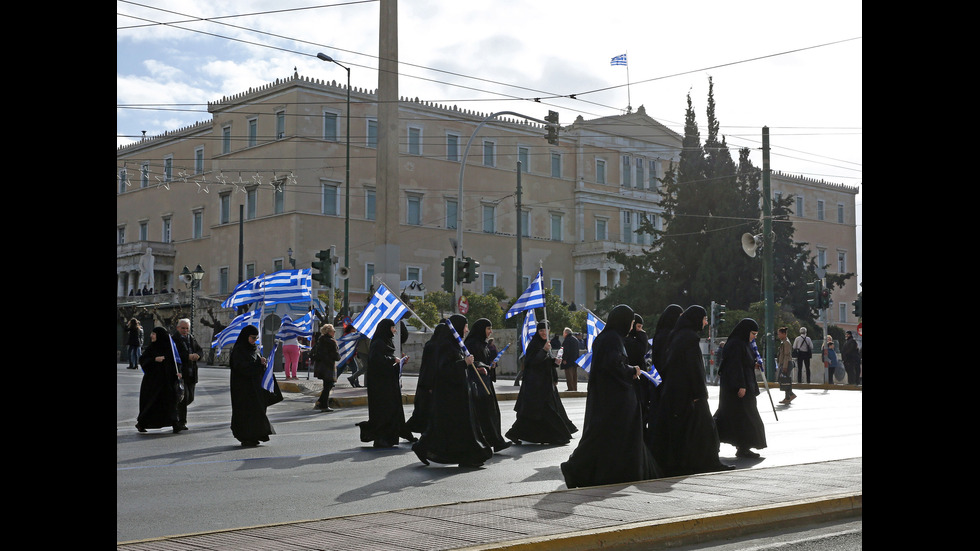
[117, 0, 862, 284]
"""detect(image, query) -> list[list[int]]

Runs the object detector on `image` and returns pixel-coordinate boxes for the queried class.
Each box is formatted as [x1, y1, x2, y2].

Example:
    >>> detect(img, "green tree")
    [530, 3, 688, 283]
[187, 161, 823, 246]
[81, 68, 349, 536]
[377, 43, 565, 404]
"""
[410, 299, 441, 328]
[461, 289, 504, 329]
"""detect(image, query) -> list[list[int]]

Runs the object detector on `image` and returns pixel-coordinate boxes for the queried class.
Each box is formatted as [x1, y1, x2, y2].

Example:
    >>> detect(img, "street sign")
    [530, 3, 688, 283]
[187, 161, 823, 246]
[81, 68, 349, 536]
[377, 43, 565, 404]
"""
[458, 295, 469, 314]
[856, 322, 862, 337]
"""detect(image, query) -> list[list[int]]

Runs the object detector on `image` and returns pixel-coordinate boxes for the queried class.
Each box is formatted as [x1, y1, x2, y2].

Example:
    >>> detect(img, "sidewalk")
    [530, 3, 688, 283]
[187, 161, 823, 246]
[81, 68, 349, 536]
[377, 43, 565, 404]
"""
[118, 368, 861, 550]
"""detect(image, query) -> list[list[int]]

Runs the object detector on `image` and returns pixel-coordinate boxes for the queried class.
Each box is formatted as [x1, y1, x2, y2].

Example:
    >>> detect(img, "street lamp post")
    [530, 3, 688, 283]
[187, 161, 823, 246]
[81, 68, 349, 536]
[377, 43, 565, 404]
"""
[180, 264, 206, 337]
[317, 52, 351, 318]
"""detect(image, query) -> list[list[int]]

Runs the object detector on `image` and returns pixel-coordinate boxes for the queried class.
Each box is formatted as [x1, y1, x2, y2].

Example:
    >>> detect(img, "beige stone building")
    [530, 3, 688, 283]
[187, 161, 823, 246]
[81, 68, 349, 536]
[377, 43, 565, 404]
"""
[117, 71, 859, 341]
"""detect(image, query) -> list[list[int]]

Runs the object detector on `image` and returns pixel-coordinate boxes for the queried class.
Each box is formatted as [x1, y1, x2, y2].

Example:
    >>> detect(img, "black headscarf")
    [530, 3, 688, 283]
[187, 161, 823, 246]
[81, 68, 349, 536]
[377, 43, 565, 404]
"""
[448, 314, 468, 340]
[464, 318, 492, 360]
[604, 304, 635, 339]
[373, 319, 396, 348]
[524, 320, 550, 360]
[673, 305, 707, 336]
[233, 325, 259, 352]
[726, 318, 759, 345]
[653, 305, 683, 338]
[146, 326, 175, 360]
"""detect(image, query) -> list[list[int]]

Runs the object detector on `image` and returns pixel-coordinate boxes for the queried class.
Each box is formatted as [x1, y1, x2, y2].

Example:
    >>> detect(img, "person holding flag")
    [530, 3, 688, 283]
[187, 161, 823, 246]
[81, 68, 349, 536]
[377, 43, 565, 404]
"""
[560, 305, 661, 488]
[712, 318, 768, 460]
[229, 325, 275, 447]
[464, 318, 510, 453]
[356, 319, 416, 448]
[505, 321, 577, 446]
[411, 315, 493, 467]
[405, 321, 451, 434]
[135, 327, 182, 434]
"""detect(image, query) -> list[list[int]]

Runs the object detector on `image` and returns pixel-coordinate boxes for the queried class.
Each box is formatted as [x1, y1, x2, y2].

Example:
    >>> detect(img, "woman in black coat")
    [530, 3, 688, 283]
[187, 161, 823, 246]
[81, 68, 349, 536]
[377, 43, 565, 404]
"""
[312, 324, 341, 411]
[650, 305, 732, 475]
[406, 322, 449, 434]
[713, 318, 767, 459]
[644, 304, 682, 456]
[464, 318, 510, 452]
[136, 327, 180, 433]
[230, 325, 275, 447]
[412, 315, 493, 467]
[505, 322, 577, 445]
[356, 319, 415, 448]
[561, 305, 661, 488]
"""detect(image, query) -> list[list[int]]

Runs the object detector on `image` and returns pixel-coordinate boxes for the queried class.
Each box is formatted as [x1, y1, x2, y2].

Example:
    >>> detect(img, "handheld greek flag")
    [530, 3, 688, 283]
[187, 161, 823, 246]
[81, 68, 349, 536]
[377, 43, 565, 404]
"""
[641, 364, 662, 386]
[575, 311, 605, 373]
[445, 319, 470, 357]
[750, 339, 763, 366]
[221, 269, 312, 309]
[168, 334, 182, 366]
[261, 342, 278, 393]
[505, 269, 545, 320]
[276, 312, 314, 341]
[611, 53, 627, 66]
[521, 309, 537, 354]
[210, 308, 261, 355]
[492, 343, 511, 366]
[336, 283, 410, 369]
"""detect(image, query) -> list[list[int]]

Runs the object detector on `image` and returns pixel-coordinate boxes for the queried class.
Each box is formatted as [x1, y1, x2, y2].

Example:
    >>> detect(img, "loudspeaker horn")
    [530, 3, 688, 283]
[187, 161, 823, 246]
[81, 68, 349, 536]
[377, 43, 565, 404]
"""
[180, 273, 194, 284]
[741, 233, 762, 258]
[337, 266, 350, 280]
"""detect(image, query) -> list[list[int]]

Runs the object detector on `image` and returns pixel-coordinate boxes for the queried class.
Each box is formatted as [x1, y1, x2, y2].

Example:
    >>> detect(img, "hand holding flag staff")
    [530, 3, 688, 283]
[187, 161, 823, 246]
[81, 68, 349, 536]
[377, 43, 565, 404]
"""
[445, 319, 491, 396]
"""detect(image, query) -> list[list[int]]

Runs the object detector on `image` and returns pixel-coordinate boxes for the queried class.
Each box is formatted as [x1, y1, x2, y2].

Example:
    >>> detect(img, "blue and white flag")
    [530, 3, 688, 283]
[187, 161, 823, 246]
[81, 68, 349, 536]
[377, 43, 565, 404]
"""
[640, 364, 662, 386]
[505, 269, 545, 320]
[611, 53, 627, 66]
[261, 342, 278, 393]
[521, 308, 537, 354]
[491, 343, 511, 366]
[276, 311, 314, 341]
[575, 311, 606, 373]
[336, 329, 367, 370]
[221, 269, 312, 309]
[336, 283, 410, 369]
[445, 319, 470, 357]
[750, 339, 763, 366]
[210, 308, 261, 354]
[168, 334, 182, 367]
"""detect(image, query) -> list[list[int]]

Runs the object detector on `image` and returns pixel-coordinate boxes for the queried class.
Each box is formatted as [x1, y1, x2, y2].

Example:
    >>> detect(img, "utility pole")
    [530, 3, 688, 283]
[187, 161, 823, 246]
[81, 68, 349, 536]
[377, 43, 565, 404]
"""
[762, 127, 776, 381]
[516, 161, 523, 301]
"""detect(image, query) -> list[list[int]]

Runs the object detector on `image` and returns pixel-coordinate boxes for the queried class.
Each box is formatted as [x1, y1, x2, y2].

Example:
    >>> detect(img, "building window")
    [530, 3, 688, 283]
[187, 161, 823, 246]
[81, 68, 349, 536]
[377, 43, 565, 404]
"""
[407, 266, 421, 282]
[483, 204, 496, 233]
[408, 127, 421, 156]
[446, 199, 457, 229]
[162, 217, 172, 243]
[795, 196, 804, 217]
[222, 126, 231, 154]
[596, 159, 606, 184]
[482, 272, 496, 294]
[817, 248, 827, 269]
[246, 263, 256, 280]
[519, 147, 529, 172]
[367, 119, 378, 148]
[118, 226, 126, 245]
[195, 147, 204, 174]
[837, 251, 847, 273]
[407, 195, 422, 225]
[447, 133, 459, 161]
[141, 162, 150, 188]
[522, 275, 530, 290]
[838, 303, 847, 324]
[551, 153, 561, 178]
[365, 263, 375, 291]
[139, 221, 148, 241]
[164, 156, 173, 182]
[550, 213, 562, 241]
[246, 188, 257, 219]
[596, 218, 607, 241]
[193, 210, 203, 239]
[322, 182, 339, 215]
[649, 160, 659, 190]
[837, 203, 845, 224]
[324, 112, 338, 141]
[622, 211, 633, 243]
[276, 111, 285, 140]
[817, 200, 825, 221]
[219, 267, 229, 294]
[366, 188, 376, 220]
[248, 118, 257, 147]
[274, 183, 284, 214]
[273, 259, 283, 272]
[636, 158, 644, 188]
[118, 168, 127, 194]
[483, 140, 495, 167]
[220, 193, 231, 224]
[521, 210, 530, 237]
[551, 279, 563, 302]
[622, 155, 631, 188]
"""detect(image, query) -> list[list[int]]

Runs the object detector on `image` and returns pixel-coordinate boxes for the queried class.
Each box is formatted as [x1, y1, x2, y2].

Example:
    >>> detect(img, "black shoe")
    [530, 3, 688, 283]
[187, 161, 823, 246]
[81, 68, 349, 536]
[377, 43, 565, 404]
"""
[135, 424, 146, 433]
[494, 441, 512, 453]
[736, 449, 760, 458]
[241, 441, 260, 447]
[413, 444, 430, 465]
[320, 407, 334, 412]
[173, 425, 187, 434]
[713, 463, 736, 471]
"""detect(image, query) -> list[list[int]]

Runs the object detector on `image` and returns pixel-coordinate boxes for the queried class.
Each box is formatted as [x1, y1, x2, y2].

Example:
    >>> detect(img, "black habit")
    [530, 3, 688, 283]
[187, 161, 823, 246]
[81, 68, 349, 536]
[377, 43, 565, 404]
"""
[464, 318, 510, 452]
[644, 304, 682, 451]
[405, 322, 449, 434]
[229, 325, 275, 445]
[560, 305, 661, 488]
[356, 319, 415, 447]
[136, 327, 180, 431]
[713, 318, 768, 452]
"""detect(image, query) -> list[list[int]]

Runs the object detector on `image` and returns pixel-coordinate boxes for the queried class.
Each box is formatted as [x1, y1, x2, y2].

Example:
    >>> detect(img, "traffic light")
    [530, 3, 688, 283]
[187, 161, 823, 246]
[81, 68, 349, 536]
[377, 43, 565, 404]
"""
[820, 288, 832, 309]
[441, 256, 456, 293]
[545, 110, 559, 145]
[311, 249, 332, 287]
[711, 301, 726, 327]
[852, 294, 862, 318]
[807, 279, 822, 309]
[462, 256, 480, 283]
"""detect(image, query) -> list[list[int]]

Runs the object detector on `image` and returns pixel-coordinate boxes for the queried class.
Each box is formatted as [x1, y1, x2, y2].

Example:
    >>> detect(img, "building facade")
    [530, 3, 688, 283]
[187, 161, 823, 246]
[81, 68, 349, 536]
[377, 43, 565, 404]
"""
[117, 71, 859, 338]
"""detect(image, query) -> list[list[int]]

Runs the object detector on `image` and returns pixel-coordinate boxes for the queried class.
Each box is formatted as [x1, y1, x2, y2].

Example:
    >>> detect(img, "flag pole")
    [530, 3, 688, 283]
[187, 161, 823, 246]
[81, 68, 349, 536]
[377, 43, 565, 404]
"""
[538, 261, 547, 327]
[625, 50, 632, 112]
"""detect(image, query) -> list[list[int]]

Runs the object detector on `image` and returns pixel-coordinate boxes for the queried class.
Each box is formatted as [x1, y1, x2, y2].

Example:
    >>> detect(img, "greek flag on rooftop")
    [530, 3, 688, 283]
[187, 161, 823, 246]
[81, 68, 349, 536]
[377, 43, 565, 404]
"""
[521, 308, 537, 354]
[210, 308, 260, 355]
[276, 312, 314, 341]
[611, 53, 627, 66]
[505, 269, 545, 320]
[575, 311, 605, 373]
[336, 283, 409, 369]
[220, 269, 312, 309]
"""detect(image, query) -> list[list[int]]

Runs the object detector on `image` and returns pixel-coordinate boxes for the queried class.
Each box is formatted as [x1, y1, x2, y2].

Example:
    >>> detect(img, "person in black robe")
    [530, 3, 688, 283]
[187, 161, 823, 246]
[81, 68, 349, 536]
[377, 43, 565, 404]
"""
[135, 327, 180, 433]
[356, 319, 416, 448]
[650, 305, 733, 475]
[560, 305, 661, 488]
[624, 313, 652, 430]
[412, 315, 494, 467]
[713, 318, 768, 459]
[505, 322, 577, 445]
[229, 325, 275, 447]
[464, 318, 510, 452]
[405, 321, 449, 434]
[644, 304, 683, 454]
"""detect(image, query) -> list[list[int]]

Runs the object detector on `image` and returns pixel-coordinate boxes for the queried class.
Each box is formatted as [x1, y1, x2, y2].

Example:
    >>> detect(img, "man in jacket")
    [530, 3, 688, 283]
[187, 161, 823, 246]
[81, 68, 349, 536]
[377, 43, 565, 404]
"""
[792, 327, 814, 384]
[173, 318, 203, 432]
[841, 331, 861, 385]
[777, 327, 796, 404]
[558, 327, 581, 391]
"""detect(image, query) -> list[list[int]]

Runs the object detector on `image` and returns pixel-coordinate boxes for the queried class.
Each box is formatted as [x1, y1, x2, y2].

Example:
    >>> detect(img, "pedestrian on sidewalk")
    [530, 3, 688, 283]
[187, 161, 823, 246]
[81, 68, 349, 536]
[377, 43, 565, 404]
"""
[126, 318, 143, 369]
[792, 327, 813, 384]
[312, 324, 341, 411]
[842, 331, 860, 385]
[777, 327, 797, 404]
[821, 335, 841, 384]
[559, 327, 581, 391]
[282, 333, 301, 381]
[713, 318, 767, 459]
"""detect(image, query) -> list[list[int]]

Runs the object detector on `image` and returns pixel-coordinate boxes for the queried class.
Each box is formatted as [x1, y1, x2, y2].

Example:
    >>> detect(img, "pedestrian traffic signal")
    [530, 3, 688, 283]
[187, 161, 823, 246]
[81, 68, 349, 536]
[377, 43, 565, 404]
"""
[312, 249, 332, 287]
[545, 110, 559, 145]
[820, 288, 832, 309]
[807, 279, 822, 309]
[441, 256, 456, 293]
[462, 256, 480, 283]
